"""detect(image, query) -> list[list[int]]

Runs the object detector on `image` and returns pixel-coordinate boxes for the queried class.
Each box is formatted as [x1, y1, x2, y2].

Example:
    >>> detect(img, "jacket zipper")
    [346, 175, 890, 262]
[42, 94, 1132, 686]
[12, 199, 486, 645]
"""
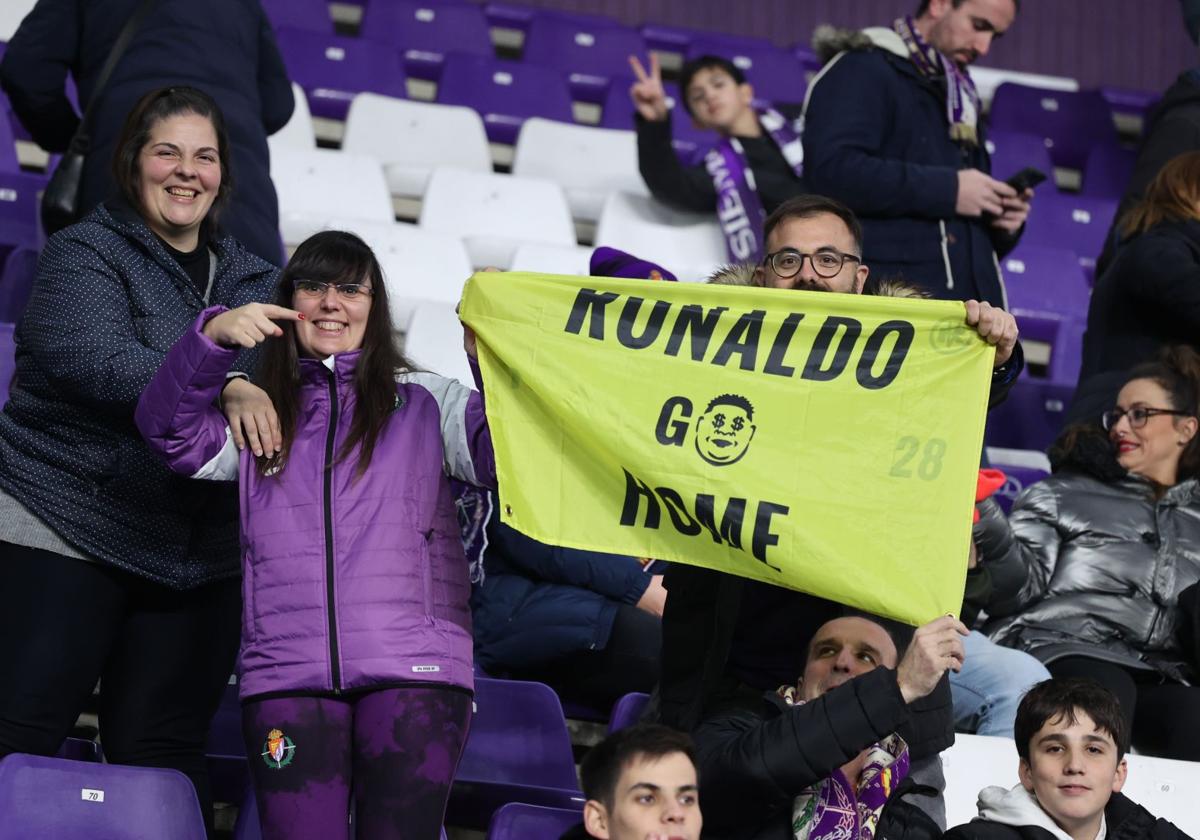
[323, 369, 342, 692]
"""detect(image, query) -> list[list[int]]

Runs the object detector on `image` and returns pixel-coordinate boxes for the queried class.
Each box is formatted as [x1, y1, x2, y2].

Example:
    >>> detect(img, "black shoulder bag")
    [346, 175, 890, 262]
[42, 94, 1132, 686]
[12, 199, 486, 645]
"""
[41, 0, 156, 235]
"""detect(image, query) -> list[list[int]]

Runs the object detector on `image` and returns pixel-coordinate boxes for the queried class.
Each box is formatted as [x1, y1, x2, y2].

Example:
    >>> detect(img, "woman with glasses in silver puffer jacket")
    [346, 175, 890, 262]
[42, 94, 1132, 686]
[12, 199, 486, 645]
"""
[976, 345, 1200, 760]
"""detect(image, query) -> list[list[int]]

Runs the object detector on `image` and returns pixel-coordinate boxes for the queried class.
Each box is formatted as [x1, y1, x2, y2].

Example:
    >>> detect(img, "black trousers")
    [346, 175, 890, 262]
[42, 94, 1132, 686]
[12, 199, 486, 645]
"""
[1048, 656, 1200, 760]
[513, 604, 662, 710]
[0, 541, 241, 829]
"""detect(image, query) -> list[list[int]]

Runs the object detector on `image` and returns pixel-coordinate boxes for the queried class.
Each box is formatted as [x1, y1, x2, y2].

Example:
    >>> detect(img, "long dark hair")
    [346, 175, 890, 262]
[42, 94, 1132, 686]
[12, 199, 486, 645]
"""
[256, 231, 410, 477]
[111, 86, 233, 223]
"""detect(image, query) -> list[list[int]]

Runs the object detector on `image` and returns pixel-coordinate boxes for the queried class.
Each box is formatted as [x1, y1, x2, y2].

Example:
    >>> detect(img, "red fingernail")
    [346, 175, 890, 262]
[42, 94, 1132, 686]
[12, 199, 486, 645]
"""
[298, 313, 305, 320]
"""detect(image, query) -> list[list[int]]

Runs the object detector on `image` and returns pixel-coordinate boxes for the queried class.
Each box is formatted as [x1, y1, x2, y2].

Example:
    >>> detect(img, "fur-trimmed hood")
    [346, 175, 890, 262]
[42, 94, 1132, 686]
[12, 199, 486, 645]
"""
[812, 23, 908, 65]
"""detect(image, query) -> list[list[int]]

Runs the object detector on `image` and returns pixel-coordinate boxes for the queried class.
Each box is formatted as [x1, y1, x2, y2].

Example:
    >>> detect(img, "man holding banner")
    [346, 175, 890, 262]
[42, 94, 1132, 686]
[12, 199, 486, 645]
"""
[457, 193, 1021, 826]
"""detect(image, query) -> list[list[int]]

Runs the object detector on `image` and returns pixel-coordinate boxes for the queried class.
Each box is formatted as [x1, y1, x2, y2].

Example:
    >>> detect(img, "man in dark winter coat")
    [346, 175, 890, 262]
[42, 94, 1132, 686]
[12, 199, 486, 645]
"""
[803, 0, 1030, 307]
[0, 0, 293, 264]
[691, 614, 966, 840]
[943, 678, 1191, 840]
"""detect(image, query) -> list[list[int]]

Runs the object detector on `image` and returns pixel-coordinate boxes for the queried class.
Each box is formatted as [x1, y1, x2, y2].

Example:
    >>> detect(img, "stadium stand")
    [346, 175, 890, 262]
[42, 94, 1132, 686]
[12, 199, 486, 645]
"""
[594, 190, 724, 281]
[436, 53, 575, 146]
[511, 117, 647, 222]
[359, 0, 494, 83]
[419, 166, 576, 268]
[5, 1, 1198, 836]
[445, 677, 584, 829]
[0, 753, 207, 839]
[343, 94, 492, 203]
[270, 146, 394, 246]
[402, 299, 478, 387]
[485, 802, 583, 840]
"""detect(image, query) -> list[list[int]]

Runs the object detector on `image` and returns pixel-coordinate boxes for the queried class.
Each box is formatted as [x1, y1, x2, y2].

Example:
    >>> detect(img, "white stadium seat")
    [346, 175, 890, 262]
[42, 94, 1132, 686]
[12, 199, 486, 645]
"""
[510, 242, 594, 275]
[271, 146, 393, 246]
[511, 118, 648, 222]
[268, 83, 316, 152]
[402, 300, 474, 387]
[0, 0, 36, 40]
[342, 94, 492, 199]
[419, 167, 576, 269]
[594, 191, 724, 282]
[325, 218, 472, 331]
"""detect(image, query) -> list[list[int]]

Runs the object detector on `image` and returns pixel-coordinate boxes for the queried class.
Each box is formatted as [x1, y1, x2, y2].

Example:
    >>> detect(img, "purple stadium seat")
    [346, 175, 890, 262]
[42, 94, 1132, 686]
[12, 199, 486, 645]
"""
[0, 97, 18, 175]
[984, 380, 1075, 452]
[685, 36, 806, 107]
[1100, 86, 1160, 125]
[985, 449, 1051, 514]
[1020, 192, 1118, 280]
[985, 129, 1055, 184]
[0, 753, 206, 840]
[601, 78, 717, 163]
[0, 245, 37, 322]
[448, 677, 584, 829]
[988, 83, 1119, 172]
[260, 0, 332, 34]
[607, 692, 650, 734]
[54, 737, 102, 763]
[521, 16, 646, 104]
[486, 802, 584, 840]
[791, 42, 822, 75]
[0, 322, 12, 407]
[1081, 143, 1136, 199]
[0, 170, 43, 258]
[437, 54, 573, 145]
[275, 27, 407, 121]
[1001, 244, 1090, 322]
[360, 1, 493, 82]
[205, 680, 248, 805]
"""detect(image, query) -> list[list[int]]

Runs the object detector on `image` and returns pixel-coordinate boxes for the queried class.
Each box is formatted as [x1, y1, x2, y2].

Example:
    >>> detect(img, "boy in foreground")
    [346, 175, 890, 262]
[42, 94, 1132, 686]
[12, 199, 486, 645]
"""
[944, 678, 1190, 840]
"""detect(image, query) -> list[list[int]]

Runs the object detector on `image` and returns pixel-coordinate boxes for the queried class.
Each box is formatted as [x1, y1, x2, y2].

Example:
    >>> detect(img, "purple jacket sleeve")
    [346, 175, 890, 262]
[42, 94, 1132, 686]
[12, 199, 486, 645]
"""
[135, 307, 241, 479]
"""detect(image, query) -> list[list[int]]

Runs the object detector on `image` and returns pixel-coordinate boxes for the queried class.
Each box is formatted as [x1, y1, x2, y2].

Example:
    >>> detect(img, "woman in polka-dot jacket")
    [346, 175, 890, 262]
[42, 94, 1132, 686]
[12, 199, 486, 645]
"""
[0, 86, 278, 824]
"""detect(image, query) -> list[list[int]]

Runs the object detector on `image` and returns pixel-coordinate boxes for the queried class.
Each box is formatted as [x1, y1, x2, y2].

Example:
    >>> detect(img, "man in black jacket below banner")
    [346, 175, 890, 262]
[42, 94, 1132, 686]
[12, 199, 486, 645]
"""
[0, 0, 293, 265]
[803, 0, 1030, 307]
[693, 613, 966, 840]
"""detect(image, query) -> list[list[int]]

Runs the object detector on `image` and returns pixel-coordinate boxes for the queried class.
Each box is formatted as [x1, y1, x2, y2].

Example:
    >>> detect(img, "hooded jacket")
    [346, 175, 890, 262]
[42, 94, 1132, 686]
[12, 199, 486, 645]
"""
[976, 427, 1200, 681]
[944, 785, 1190, 840]
[802, 27, 1020, 308]
[0, 202, 278, 588]
[136, 311, 495, 699]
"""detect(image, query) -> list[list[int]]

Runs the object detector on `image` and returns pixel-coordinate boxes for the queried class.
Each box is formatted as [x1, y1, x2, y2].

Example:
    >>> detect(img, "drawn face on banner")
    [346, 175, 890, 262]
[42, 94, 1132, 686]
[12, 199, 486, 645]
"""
[694, 394, 756, 466]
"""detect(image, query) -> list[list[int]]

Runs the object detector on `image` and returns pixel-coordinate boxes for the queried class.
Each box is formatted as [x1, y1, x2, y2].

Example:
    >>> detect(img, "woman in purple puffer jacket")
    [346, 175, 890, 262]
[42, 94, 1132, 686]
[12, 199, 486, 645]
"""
[135, 230, 495, 840]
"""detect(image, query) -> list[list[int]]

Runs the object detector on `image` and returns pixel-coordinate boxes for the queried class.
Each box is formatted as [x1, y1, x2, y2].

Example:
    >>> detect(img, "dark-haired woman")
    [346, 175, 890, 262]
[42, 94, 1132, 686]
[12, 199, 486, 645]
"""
[977, 347, 1200, 759]
[1070, 151, 1200, 424]
[0, 86, 278, 821]
[136, 230, 495, 840]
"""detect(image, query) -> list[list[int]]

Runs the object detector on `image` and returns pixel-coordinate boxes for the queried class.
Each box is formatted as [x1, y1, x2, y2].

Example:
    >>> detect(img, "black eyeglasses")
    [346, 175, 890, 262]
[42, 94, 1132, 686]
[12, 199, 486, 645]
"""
[293, 279, 374, 300]
[1101, 406, 1192, 431]
[763, 247, 861, 279]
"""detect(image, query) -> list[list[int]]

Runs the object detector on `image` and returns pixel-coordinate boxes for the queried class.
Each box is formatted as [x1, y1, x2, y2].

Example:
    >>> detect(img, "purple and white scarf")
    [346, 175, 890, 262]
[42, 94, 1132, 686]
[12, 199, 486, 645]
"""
[704, 106, 805, 263]
[894, 15, 981, 146]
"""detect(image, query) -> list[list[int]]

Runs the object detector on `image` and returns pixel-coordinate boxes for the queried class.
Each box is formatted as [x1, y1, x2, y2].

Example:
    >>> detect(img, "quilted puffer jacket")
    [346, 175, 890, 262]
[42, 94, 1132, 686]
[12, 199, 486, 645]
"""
[136, 309, 495, 699]
[976, 432, 1200, 681]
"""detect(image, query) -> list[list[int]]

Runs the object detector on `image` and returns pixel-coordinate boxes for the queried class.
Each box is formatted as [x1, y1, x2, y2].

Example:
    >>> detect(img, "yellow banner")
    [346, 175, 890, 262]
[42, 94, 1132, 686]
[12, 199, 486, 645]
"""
[459, 272, 994, 626]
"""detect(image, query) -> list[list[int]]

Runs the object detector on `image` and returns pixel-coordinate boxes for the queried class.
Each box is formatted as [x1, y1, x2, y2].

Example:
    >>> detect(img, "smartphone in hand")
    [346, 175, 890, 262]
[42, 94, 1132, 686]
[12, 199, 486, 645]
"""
[1005, 166, 1048, 193]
